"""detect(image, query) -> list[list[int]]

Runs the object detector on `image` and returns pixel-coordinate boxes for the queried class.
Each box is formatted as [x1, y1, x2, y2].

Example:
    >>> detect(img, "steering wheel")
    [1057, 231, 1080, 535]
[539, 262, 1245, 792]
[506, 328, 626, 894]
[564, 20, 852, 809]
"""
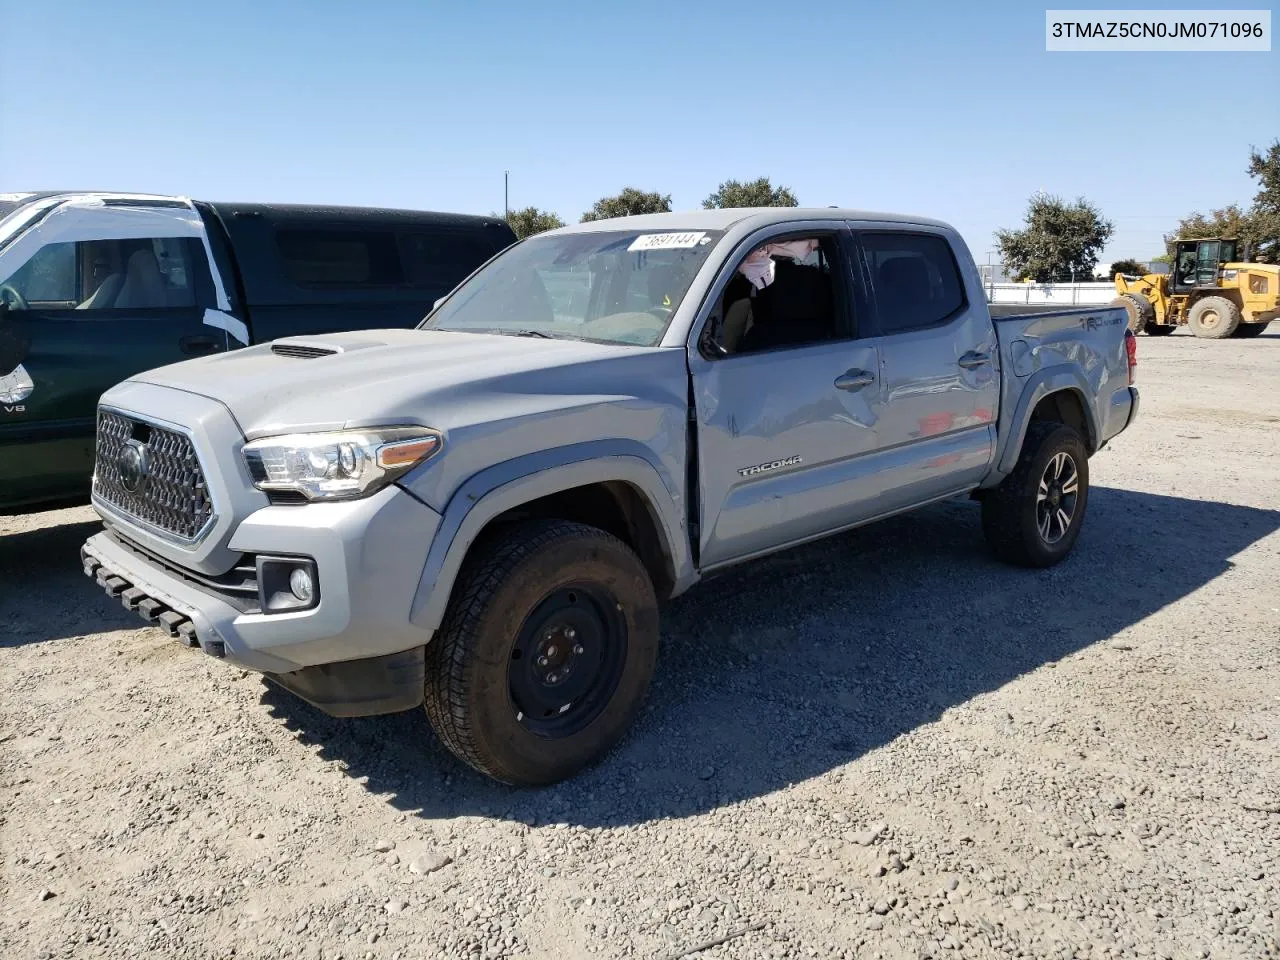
[0, 284, 28, 311]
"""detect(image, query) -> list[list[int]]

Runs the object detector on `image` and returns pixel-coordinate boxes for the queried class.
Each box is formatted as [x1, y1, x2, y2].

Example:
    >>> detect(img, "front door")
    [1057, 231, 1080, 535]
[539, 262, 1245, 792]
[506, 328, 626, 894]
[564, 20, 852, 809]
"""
[1195, 240, 1222, 287]
[689, 228, 882, 568]
[0, 234, 225, 506]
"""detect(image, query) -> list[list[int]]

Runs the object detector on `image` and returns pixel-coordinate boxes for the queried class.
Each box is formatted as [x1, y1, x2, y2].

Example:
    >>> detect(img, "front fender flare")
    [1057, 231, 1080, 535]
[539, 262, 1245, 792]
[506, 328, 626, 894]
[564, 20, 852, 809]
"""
[408, 445, 693, 633]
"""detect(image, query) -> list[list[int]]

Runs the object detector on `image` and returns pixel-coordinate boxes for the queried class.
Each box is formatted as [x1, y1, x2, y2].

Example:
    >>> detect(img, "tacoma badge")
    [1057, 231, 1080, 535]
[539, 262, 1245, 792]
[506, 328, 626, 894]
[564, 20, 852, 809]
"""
[738, 455, 802, 478]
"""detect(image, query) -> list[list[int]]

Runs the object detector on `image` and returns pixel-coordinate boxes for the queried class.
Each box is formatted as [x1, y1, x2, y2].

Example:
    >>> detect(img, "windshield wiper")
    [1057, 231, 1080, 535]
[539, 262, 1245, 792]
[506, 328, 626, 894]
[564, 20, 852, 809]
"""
[514, 329, 554, 339]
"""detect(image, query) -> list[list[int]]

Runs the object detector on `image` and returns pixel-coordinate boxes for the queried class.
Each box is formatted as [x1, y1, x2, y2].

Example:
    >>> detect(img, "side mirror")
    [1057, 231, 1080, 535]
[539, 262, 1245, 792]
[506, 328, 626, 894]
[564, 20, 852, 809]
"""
[0, 303, 31, 377]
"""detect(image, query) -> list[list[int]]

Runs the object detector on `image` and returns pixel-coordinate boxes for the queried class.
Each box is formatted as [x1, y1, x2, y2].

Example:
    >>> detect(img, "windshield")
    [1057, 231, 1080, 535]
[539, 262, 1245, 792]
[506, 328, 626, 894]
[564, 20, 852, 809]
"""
[422, 228, 725, 346]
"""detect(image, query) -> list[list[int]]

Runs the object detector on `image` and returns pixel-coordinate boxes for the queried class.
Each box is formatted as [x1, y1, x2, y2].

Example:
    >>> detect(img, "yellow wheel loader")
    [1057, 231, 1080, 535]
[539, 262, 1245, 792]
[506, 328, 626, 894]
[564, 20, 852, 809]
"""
[1112, 238, 1280, 339]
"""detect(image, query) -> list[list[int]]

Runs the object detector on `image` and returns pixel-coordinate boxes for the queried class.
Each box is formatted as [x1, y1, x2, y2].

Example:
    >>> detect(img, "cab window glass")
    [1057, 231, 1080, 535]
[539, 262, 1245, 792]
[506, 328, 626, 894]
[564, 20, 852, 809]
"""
[3, 242, 77, 304]
[1, 238, 198, 310]
[715, 236, 846, 355]
[863, 232, 965, 332]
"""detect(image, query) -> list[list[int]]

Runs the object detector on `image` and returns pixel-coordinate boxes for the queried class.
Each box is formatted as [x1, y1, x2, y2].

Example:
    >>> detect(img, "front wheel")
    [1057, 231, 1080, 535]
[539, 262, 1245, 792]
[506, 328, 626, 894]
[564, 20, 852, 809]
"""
[982, 422, 1090, 568]
[1187, 296, 1242, 339]
[424, 519, 659, 786]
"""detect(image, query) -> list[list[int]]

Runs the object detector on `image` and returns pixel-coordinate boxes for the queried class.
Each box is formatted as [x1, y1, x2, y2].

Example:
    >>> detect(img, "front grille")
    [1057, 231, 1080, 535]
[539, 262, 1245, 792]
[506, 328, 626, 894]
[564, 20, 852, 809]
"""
[95, 410, 214, 542]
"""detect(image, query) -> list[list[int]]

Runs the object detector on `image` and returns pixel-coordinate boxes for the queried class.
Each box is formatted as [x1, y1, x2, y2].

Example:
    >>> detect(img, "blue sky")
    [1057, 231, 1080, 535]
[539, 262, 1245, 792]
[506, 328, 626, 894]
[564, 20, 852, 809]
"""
[1, 0, 1276, 263]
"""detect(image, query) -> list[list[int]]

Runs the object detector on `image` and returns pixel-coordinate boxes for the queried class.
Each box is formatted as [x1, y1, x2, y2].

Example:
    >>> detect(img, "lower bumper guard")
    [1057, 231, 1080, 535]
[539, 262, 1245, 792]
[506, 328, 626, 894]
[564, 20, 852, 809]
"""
[82, 544, 222, 656]
[82, 543, 426, 718]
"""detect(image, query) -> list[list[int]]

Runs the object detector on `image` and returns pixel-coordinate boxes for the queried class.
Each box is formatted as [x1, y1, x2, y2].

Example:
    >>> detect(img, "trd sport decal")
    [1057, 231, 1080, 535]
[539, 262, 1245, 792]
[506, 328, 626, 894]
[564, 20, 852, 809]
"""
[738, 455, 802, 478]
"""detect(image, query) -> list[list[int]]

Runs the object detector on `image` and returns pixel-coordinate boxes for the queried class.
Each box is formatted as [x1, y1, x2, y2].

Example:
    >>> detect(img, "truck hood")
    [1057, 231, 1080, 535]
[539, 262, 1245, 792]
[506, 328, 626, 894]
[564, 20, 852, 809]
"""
[127, 328, 667, 439]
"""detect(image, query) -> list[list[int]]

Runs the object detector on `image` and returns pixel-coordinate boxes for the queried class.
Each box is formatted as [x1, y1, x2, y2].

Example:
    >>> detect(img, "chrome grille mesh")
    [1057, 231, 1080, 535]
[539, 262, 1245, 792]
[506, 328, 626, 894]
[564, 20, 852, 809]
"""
[94, 410, 214, 541]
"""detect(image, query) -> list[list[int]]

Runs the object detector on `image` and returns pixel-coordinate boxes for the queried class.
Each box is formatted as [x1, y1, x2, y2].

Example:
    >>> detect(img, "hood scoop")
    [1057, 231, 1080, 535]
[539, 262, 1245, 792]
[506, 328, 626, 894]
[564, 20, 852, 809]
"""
[271, 342, 336, 359]
[269, 335, 391, 359]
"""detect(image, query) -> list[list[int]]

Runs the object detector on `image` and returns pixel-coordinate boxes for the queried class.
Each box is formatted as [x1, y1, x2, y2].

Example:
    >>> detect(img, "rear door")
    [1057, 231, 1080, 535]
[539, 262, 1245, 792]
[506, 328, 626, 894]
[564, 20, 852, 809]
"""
[853, 227, 999, 513]
[0, 232, 222, 504]
[688, 224, 883, 568]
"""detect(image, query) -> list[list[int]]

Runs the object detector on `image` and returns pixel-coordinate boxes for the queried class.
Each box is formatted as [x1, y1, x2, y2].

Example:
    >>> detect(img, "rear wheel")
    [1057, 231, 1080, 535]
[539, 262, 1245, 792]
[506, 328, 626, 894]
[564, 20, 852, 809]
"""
[1232, 321, 1271, 338]
[1187, 296, 1241, 339]
[423, 519, 659, 786]
[982, 422, 1090, 568]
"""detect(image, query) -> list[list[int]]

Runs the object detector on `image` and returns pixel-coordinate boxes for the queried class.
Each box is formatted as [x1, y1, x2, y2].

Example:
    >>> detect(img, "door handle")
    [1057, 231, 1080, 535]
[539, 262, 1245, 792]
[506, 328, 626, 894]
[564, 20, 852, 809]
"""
[958, 350, 991, 369]
[834, 369, 875, 391]
[180, 335, 222, 356]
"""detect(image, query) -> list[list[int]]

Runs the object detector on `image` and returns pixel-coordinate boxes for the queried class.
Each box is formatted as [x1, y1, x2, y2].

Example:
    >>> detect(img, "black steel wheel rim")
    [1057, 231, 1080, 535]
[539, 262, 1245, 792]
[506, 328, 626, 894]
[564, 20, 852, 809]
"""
[1036, 450, 1079, 545]
[508, 583, 628, 739]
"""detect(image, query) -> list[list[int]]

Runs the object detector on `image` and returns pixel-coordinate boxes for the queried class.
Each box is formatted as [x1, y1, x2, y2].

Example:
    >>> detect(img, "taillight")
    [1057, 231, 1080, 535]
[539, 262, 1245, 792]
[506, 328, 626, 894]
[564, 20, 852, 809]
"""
[1125, 329, 1137, 384]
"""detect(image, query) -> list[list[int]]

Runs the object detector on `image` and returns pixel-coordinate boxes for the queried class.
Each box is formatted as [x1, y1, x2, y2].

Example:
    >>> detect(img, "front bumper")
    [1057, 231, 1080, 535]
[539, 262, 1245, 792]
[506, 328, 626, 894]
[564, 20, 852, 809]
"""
[82, 483, 442, 681]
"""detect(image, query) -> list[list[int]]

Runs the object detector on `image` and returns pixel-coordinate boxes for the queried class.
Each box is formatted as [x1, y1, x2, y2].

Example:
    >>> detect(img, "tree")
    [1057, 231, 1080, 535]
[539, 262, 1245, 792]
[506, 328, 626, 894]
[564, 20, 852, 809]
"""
[1107, 259, 1148, 278]
[580, 187, 671, 222]
[1247, 139, 1280, 260]
[702, 177, 798, 209]
[1164, 204, 1253, 256]
[994, 193, 1114, 283]
[1164, 140, 1280, 261]
[501, 207, 564, 240]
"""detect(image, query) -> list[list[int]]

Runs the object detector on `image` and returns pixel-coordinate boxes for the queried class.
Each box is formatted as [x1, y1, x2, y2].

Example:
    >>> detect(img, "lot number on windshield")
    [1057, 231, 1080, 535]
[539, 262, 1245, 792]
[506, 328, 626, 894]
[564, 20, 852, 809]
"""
[628, 232, 708, 252]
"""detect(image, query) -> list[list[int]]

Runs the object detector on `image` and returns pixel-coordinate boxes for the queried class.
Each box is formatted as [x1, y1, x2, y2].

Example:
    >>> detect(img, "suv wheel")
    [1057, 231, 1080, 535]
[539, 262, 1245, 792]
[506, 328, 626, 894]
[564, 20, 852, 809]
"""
[982, 421, 1090, 568]
[424, 519, 659, 785]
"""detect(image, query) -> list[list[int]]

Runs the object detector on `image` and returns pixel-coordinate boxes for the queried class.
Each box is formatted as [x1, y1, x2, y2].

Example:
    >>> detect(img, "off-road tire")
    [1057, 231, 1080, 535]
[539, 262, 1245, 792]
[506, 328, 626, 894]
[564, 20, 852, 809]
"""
[1232, 321, 1270, 338]
[423, 519, 659, 786]
[1112, 294, 1155, 335]
[1187, 296, 1242, 339]
[982, 422, 1089, 568]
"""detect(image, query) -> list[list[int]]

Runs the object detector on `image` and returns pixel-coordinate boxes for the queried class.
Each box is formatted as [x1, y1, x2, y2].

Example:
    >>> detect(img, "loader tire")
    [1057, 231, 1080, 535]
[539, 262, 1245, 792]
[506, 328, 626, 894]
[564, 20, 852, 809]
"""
[1187, 296, 1241, 339]
[1111, 295, 1155, 335]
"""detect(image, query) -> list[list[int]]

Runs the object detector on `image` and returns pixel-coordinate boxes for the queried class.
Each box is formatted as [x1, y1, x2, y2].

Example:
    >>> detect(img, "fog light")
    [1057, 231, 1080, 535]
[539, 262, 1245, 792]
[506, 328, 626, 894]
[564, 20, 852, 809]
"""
[288, 567, 315, 603]
[257, 556, 319, 613]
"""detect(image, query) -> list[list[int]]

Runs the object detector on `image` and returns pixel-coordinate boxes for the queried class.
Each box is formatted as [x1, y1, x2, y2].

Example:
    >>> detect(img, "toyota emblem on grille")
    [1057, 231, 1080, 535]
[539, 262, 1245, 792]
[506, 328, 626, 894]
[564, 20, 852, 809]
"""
[118, 439, 150, 495]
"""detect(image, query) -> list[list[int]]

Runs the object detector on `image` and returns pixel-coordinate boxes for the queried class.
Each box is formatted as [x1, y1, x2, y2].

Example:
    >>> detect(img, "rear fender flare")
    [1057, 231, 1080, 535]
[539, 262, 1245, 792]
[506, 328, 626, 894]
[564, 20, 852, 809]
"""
[996, 370, 1099, 477]
[408, 443, 693, 633]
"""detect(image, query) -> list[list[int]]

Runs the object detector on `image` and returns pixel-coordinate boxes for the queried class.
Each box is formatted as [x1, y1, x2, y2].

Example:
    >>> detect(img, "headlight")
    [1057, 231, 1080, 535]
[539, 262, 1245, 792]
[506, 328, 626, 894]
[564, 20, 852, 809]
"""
[242, 427, 443, 502]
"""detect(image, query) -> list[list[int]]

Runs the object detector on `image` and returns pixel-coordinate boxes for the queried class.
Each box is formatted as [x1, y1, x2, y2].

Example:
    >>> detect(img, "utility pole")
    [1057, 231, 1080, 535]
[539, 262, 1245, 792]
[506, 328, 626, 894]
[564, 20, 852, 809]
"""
[504, 171, 509, 219]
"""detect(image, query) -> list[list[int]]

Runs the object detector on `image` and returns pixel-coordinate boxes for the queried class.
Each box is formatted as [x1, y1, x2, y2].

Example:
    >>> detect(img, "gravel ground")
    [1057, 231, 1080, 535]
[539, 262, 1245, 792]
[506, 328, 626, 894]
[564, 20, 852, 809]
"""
[2, 328, 1279, 960]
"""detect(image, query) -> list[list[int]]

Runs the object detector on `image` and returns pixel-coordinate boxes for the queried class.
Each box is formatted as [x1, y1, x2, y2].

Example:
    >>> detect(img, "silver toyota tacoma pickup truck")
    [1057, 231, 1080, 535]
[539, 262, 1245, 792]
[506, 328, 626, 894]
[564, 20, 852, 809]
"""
[81, 208, 1139, 785]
